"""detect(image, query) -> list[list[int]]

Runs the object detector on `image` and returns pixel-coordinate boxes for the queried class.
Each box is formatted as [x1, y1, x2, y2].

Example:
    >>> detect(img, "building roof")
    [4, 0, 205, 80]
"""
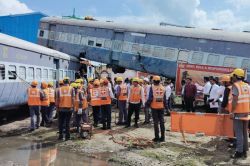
[0, 33, 78, 61]
[0, 12, 47, 18]
[41, 17, 250, 44]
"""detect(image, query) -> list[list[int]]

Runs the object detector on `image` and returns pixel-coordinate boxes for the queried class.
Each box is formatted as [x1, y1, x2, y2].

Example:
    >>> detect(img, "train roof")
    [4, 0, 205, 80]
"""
[0, 33, 78, 61]
[41, 17, 250, 44]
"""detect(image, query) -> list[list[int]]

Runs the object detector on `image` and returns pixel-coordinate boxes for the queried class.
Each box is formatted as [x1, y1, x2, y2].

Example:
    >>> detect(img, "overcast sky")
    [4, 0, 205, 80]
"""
[1, 0, 250, 32]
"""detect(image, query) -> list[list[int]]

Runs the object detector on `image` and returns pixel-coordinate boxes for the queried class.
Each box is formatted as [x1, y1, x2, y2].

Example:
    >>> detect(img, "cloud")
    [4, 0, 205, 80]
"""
[139, 0, 200, 25]
[0, 0, 32, 16]
[227, 0, 250, 9]
[96, 0, 250, 32]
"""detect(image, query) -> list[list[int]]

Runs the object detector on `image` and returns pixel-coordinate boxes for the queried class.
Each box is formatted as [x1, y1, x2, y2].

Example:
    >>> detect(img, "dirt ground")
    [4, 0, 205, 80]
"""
[0, 108, 250, 166]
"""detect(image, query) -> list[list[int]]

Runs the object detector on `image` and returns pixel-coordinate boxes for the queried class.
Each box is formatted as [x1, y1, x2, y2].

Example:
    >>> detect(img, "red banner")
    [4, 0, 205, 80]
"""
[176, 63, 235, 96]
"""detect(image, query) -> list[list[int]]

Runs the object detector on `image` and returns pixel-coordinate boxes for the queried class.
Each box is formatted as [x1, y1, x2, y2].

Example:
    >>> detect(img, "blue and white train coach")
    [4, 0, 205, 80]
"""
[38, 17, 250, 79]
[0, 33, 79, 111]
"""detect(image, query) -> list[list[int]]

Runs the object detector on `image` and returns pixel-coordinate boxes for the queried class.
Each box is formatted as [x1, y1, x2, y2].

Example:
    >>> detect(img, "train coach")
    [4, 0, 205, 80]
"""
[0, 33, 80, 111]
[38, 17, 250, 79]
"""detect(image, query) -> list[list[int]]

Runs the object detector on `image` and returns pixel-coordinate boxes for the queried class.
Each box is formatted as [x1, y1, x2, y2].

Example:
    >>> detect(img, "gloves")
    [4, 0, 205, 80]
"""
[78, 108, 83, 114]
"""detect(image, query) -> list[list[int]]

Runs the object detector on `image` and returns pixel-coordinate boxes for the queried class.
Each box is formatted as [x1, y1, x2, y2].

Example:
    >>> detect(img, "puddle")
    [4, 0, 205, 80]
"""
[0, 137, 110, 166]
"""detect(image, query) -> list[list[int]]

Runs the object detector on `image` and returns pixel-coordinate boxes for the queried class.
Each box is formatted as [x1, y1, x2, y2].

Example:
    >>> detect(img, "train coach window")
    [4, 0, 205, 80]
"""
[241, 59, 250, 70]
[178, 50, 190, 62]
[43, 69, 48, 79]
[122, 42, 131, 52]
[88, 40, 94, 46]
[0, 64, 5, 80]
[19, 66, 26, 80]
[191, 52, 203, 64]
[36, 68, 41, 80]
[49, 69, 53, 80]
[39, 30, 44, 37]
[207, 54, 219, 66]
[28, 67, 34, 79]
[80, 36, 87, 45]
[52, 70, 57, 80]
[104, 40, 112, 49]
[131, 43, 141, 54]
[8, 65, 16, 80]
[96, 39, 103, 47]
[223, 56, 236, 67]
[64, 71, 67, 78]
[165, 48, 176, 61]
[153, 47, 164, 58]
[59, 70, 63, 80]
[142, 45, 152, 56]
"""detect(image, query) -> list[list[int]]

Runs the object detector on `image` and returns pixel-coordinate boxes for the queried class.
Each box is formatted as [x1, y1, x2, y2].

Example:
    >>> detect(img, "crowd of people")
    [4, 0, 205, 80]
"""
[27, 68, 250, 158]
[27, 75, 175, 143]
[181, 68, 250, 159]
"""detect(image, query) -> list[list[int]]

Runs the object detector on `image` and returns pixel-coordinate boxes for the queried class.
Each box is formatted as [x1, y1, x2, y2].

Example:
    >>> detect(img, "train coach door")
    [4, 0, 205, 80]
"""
[47, 24, 57, 49]
[112, 29, 124, 66]
[53, 58, 59, 84]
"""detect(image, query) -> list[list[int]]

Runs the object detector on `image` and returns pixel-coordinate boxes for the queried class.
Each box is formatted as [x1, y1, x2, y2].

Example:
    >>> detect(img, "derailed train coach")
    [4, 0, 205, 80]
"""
[0, 33, 79, 110]
[37, 17, 250, 79]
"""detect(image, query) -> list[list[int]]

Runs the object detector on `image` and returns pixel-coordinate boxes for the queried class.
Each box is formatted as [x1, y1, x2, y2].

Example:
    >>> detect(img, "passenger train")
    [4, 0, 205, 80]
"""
[38, 17, 250, 79]
[0, 33, 80, 111]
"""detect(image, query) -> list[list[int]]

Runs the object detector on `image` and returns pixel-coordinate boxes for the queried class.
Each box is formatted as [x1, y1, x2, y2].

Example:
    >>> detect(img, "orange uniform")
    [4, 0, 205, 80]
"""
[41, 89, 50, 106]
[27, 87, 41, 106]
[100, 86, 112, 105]
[59, 85, 73, 108]
[233, 81, 250, 113]
[90, 87, 101, 106]
[129, 86, 142, 103]
[118, 84, 128, 101]
[150, 85, 165, 109]
[82, 89, 88, 109]
[48, 87, 55, 103]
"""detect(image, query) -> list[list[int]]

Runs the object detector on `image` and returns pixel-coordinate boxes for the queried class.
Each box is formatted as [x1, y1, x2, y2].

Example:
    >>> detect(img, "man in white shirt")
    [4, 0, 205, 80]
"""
[143, 77, 151, 124]
[207, 77, 219, 113]
[203, 77, 211, 109]
[165, 81, 172, 114]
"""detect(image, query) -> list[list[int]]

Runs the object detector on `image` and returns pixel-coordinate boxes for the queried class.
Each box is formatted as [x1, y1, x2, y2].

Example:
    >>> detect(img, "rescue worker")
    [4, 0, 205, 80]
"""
[143, 77, 151, 124]
[76, 78, 89, 124]
[230, 68, 250, 158]
[54, 80, 64, 119]
[146, 76, 166, 142]
[220, 75, 232, 114]
[89, 79, 101, 127]
[71, 82, 78, 127]
[87, 77, 94, 94]
[74, 83, 84, 132]
[57, 77, 74, 140]
[126, 77, 145, 128]
[27, 80, 41, 131]
[138, 79, 143, 86]
[48, 82, 55, 123]
[40, 82, 50, 127]
[116, 77, 128, 125]
[100, 78, 114, 130]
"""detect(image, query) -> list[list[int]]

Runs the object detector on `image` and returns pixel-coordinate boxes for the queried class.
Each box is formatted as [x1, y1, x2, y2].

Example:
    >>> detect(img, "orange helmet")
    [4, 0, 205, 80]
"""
[220, 75, 230, 82]
[153, 76, 161, 81]
[41, 81, 48, 89]
[31, 80, 38, 86]
[93, 79, 100, 86]
[59, 80, 64, 85]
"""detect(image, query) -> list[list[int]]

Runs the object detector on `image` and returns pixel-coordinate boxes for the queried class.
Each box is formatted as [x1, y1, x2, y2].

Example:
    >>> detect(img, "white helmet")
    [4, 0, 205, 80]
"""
[143, 77, 149, 82]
